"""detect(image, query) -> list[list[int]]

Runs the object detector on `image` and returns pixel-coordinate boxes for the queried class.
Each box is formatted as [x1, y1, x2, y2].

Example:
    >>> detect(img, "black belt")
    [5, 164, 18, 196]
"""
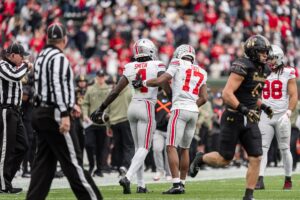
[0, 104, 21, 112]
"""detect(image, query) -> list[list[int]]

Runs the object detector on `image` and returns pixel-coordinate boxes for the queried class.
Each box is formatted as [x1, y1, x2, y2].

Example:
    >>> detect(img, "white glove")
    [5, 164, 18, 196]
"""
[278, 110, 292, 123]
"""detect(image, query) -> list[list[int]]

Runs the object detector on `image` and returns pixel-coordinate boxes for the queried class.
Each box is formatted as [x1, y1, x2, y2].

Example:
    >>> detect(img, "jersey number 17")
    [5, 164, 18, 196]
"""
[182, 69, 204, 95]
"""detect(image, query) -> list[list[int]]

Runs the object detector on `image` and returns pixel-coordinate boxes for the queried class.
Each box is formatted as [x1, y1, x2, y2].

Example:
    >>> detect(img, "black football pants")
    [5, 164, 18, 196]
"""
[0, 107, 28, 190]
[27, 107, 102, 200]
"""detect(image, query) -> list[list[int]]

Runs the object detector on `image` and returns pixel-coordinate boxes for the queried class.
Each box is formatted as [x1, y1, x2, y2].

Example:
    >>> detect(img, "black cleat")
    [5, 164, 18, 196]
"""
[162, 184, 185, 194]
[0, 187, 22, 194]
[136, 186, 149, 193]
[243, 195, 255, 200]
[119, 177, 131, 194]
[255, 176, 265, 190]
[189, 152, 204, 178]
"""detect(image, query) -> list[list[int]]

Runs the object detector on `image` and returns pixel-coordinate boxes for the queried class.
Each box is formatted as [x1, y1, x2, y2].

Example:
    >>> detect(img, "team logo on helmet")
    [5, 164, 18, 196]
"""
[244, 35, 271, 64]
[173, 44, 196, 63]
[133, 38, 157, 60]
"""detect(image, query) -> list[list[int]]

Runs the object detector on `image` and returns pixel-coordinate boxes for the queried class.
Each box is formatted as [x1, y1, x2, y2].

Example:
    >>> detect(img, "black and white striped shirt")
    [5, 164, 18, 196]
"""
[0, 59, 28, 107]
[34, 45, 75, 116]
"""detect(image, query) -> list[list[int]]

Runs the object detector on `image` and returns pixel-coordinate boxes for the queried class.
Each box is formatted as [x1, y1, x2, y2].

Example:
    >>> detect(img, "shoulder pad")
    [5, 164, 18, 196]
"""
[230, 58, 254, 76]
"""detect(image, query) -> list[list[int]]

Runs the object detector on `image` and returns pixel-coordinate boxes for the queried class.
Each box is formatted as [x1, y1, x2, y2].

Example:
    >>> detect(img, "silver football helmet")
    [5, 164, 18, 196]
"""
[133, 38, 157, 60]
[173, 44, 196, 63]
[268, 44, 284, 69]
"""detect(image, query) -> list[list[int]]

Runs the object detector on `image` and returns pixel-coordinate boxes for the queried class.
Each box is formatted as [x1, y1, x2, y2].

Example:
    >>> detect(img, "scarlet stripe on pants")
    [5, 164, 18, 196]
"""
[170, 110, 180, 146]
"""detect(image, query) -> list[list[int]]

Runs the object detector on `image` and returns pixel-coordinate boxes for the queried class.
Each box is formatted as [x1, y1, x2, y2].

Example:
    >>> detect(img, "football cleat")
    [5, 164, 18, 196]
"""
[162, 184, 185, 194]
[119, 176, 131, 194]
[189, 152, 204, 178]
[136, 186, 149, 193]
[255, 176, 265, 190]
[283, 180, 292, 190]
[243, 196, 255, 200]
[0, 187, 22, 194]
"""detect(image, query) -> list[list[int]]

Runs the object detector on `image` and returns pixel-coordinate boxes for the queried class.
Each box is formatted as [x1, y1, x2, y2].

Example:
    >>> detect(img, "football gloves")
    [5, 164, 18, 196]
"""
[90, 106, 109, 125]
[261, 103, 273, 119]
[132, 74, 144, 89]
[237, 103, 260, 123]
[278, 109, 292, 123]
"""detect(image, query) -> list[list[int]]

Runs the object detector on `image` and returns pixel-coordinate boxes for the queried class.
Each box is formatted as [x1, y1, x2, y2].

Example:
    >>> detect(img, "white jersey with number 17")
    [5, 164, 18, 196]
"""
[123, 60, 166, 104]
[166, 58, 207, 112]
[262, 67, 296, 114]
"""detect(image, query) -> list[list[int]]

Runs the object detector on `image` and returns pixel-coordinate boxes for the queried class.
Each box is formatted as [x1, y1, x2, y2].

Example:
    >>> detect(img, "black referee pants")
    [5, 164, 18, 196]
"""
[0, 107, 28, 190]
[26, 107, 102, 200]
[111, 120, 134, 169]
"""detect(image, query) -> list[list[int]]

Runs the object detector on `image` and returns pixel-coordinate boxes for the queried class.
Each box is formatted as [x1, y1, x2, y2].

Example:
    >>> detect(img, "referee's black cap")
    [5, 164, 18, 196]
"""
[47, 23, 67, 40]
[6, 42, 30, 56]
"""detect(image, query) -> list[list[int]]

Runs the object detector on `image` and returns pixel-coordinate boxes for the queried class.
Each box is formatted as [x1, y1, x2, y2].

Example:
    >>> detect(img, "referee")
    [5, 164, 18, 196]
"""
[0, 42, 30, 194]
[26, 23, 103, 200]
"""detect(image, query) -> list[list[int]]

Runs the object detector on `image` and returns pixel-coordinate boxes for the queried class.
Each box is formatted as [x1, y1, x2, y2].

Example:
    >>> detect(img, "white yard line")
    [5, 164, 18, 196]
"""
[13, 165, 300, 191]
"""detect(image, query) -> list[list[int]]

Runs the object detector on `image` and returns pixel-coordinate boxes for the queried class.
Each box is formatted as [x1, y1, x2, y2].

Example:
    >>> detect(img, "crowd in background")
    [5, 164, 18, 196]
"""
[2, 0, 300, 179]
[2, 0, 300, 80]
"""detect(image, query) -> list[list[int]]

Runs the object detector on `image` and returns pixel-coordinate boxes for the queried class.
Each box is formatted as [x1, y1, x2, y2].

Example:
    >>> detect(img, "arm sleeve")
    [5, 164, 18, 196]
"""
[0, 62, 28, 82]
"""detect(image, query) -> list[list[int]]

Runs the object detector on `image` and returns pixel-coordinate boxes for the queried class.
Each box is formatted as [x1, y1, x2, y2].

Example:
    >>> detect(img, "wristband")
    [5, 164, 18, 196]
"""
[142, 80, 147, 87]
[237, 103, 249, 115]
[260, 103, 268, 111]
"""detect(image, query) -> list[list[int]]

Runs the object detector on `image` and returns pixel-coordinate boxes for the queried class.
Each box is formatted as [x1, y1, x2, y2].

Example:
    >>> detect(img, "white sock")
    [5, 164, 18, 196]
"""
[136, 164, 145, 188]
[259, 147, 269, 176]
[281, 148, 293, 177]
[126, 148, 148, 181]
[180, 179, 185, 185]
[172, 177, 180, 184]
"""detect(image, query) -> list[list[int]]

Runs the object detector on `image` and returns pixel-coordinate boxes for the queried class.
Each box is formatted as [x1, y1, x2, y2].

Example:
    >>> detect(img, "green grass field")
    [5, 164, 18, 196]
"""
[1, 175, 300, 200]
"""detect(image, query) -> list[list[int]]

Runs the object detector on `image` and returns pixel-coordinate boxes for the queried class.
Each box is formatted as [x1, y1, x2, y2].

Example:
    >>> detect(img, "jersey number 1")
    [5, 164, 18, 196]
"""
[263, 80, 283, 99]
[137, 69, 148, 93]
[182, 69, 204, 95]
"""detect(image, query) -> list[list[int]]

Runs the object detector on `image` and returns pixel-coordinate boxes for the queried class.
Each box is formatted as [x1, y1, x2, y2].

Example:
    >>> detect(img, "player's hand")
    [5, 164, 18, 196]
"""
[246, 109, 260, 123]
[132, 74, 144, 89]
[72, 104, 81, 118]
[237, 103, 260, 123]
[261, 104, 273, 119]
[60, 116, 70, 134]
[90, 107, 109, 124]
[23, 60, 33, 70]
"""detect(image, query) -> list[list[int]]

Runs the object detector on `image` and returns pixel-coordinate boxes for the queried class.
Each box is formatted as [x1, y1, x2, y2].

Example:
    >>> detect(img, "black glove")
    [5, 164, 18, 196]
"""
[261, 103, 273, 119]
[237, 104, 260, 123]
[132, 74, 143, 89]
[90, 105, 109, 124]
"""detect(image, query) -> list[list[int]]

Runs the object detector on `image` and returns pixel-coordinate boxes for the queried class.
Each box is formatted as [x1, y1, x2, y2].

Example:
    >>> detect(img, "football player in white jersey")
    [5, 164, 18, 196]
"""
[133, 44, 208, 194]
[90, 38, 171, 194]
[255, 45, 298, 190]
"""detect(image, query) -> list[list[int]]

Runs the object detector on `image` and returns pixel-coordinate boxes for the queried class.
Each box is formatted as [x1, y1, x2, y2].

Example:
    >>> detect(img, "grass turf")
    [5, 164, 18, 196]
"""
[1, 175, 300, 200]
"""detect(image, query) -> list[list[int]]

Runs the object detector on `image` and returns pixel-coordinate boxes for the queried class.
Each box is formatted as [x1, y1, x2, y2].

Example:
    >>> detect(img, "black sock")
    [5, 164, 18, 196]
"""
[285, 176, 291, 182]
[244, 188, 253, 197]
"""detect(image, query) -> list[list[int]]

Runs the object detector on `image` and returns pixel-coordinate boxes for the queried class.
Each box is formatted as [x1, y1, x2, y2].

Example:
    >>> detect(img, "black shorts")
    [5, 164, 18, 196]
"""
[218, 109, 262, 160]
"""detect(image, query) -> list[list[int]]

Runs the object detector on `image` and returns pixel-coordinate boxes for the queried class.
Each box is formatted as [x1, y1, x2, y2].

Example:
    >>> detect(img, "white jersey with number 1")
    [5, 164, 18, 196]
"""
[123, 60, 166, 104]
[166, 58, 207, 112]
[262, 67, 296, 114]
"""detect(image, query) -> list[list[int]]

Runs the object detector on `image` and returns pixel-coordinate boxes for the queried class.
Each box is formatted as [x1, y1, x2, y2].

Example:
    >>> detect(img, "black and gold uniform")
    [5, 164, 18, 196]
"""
[220, 57, 271, 160]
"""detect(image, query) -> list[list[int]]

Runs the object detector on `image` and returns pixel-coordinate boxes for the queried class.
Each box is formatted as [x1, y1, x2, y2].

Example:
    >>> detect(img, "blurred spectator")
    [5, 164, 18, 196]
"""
[3, 1, 300, 78]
